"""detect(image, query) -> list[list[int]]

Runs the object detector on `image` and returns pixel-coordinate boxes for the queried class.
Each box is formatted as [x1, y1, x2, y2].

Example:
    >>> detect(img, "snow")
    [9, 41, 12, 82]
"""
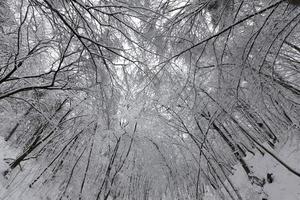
[229, 134, 300, 200]
[0, 136, 18, 195]
[263, 138, 300, 200]
[1, 133, 300, 200]
[0, 136, 44, 200]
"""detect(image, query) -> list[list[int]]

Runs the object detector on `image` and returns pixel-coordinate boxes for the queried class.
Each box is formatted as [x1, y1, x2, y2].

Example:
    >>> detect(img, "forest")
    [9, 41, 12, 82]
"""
[0, 0, 300, 199]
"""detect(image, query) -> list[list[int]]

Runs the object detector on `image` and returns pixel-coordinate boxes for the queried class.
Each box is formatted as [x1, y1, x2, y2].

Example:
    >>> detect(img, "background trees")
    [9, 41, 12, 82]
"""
[0, 0, 299, 199]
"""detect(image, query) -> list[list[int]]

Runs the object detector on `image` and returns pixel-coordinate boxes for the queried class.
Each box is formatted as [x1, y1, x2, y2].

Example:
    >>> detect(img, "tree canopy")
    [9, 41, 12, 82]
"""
[0, 0, 299, 199]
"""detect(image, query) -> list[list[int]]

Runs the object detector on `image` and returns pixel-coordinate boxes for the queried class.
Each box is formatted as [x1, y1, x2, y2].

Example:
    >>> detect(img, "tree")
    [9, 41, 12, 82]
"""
[0, 0, 300, 199]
